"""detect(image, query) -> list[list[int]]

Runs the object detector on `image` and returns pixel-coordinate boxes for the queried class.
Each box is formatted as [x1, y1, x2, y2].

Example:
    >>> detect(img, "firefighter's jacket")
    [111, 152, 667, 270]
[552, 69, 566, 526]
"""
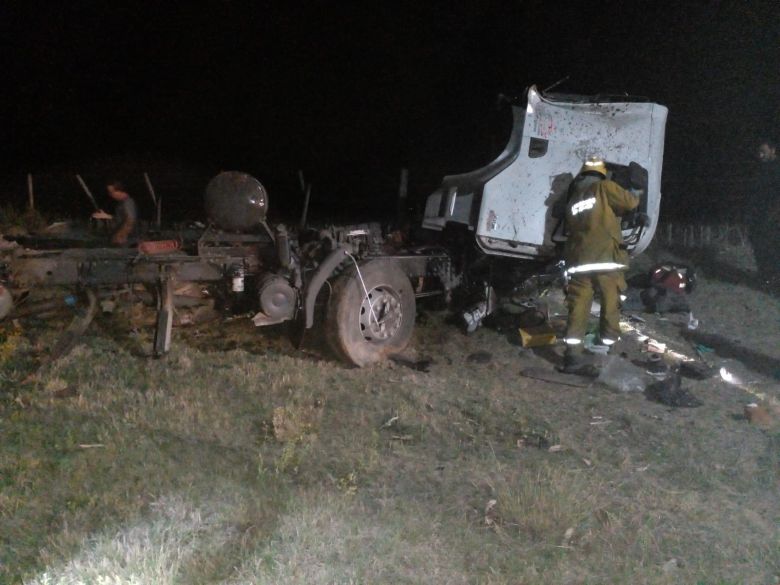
[564, 175, 639, 274]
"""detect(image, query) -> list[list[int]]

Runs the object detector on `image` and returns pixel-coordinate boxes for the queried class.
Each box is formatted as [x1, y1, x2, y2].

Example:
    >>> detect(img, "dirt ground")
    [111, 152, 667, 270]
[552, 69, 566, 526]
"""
[1, 240, 778, 584]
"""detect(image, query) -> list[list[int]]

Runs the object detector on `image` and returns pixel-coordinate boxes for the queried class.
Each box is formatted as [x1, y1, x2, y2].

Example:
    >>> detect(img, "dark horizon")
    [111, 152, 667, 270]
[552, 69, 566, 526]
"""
[2, 2, 779, 223]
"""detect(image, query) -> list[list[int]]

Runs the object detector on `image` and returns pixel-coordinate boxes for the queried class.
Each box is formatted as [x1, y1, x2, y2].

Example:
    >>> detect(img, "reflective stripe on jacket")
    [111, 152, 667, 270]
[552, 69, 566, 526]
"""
[564, 175, 639, 270]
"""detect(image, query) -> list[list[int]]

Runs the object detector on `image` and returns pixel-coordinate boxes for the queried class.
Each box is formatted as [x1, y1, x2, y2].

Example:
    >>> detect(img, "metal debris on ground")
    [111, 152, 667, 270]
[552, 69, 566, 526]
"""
[645, 353, 668, 380]
[519, 367, 592, 388]
[644, 371, 702, 407]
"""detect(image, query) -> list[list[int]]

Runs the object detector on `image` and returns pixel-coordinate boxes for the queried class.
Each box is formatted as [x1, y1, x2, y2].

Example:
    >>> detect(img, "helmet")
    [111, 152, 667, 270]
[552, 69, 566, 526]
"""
[580, 157, 607, 177]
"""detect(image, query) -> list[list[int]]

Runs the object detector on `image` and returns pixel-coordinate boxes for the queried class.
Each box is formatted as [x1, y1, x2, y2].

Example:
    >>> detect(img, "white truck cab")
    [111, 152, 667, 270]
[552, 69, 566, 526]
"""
[423, 85, 668, 260]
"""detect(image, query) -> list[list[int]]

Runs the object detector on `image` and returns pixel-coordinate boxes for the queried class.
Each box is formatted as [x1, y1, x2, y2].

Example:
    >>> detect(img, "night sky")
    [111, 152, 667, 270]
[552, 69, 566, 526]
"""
[2, 1, 779, 222]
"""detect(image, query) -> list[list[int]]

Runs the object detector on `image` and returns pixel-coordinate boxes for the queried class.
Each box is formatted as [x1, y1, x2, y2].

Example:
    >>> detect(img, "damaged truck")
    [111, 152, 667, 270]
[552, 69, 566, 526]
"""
[0, 86, 668, 366]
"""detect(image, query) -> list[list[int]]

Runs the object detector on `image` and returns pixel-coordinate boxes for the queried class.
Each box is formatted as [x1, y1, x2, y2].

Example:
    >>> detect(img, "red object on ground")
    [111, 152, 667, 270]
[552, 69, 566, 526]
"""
[138, 240, 181, 255]
[650, 264, 694, 293]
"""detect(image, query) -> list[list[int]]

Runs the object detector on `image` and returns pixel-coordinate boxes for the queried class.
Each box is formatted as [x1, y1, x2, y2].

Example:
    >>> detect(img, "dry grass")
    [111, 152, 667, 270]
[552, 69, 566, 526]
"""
[0, 205, 48, 235]
[1, 252, 779, 584]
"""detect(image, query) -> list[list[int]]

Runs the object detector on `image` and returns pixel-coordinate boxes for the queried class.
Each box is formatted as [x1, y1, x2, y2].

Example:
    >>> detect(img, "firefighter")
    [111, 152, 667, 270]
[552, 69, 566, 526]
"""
[561, 157, 647, 375]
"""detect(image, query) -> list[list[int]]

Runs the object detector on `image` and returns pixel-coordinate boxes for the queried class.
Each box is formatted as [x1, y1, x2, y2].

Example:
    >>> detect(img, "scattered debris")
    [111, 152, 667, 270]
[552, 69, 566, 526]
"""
[645, 353, 668, 380]
[516, 424, 556, 449]
[694, 343, 714, 358]
[686, 311, 699, 330]
[381, 415, 399, 429]
[719, 367, 743, 385]
[743, 403, 774, 428]
[547, 444, 563, 452]
[466, 351, 492, 364]
[562, 527, 575, 545]
[484, 499, 498, 526]
[640, 263, 695, 314]
[519, 367, 592, 388]
[645, 339, 667, 354]
[518, 324, 557, 348]
[662, 558, 679, 574]
[645, 372, 702, 407]
[678, 360, 715, 380]
[389, 355, 433, 372]
[597, 356, 648, 393]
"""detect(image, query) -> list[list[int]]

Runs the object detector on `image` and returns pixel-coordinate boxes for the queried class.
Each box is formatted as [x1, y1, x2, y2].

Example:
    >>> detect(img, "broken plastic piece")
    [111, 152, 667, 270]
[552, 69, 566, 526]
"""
[597, 355, 648, 392]
[646, 339, 667, 353]
[719, 367, 743, 385]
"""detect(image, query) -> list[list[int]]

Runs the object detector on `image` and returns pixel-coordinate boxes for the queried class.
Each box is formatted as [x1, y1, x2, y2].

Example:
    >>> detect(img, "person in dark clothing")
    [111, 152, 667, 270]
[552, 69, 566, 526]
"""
[749, 140, 780, 286]
[92, 180, 138, 246]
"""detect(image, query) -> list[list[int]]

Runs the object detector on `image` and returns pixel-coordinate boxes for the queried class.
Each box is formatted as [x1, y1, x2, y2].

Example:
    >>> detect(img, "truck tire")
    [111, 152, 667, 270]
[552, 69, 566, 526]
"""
[326, 258, 415, 367]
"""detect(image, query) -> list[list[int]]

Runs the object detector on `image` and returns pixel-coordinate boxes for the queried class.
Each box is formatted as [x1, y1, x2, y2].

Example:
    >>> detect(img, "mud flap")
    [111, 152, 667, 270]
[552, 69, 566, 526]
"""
[303, 246, 349, 329]
[153, 277, 174, 356]
[51, 288, 98, 360]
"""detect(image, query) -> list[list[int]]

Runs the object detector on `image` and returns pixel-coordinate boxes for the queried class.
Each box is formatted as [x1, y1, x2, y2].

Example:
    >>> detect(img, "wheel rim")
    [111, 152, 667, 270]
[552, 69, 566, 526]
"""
[358, 285, 403, 342]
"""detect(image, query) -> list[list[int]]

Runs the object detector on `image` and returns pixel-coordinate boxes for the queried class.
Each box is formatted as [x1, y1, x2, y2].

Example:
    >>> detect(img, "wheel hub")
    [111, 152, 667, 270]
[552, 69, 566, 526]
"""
[359, 286, 403, 342]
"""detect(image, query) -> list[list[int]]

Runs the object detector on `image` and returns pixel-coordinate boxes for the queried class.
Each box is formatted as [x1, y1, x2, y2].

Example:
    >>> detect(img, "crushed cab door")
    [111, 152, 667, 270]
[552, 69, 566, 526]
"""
[475, 86, 668, 259]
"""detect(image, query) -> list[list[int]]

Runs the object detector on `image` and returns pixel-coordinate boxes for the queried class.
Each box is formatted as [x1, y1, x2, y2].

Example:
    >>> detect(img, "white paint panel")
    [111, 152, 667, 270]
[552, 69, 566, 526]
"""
[477, 87, 668, 258]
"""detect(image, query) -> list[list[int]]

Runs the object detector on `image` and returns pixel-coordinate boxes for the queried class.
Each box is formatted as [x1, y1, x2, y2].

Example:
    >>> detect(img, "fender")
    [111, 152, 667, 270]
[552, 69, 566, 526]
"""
[303, 246, 349, 329]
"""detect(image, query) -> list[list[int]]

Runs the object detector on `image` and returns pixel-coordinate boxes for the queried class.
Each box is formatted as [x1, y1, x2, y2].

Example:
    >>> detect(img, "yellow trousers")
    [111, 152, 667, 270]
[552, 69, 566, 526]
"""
[565, 271, 625, 345]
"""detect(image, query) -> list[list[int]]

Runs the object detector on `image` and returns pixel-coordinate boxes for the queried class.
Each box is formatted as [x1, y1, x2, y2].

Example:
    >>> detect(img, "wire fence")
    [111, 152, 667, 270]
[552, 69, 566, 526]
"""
[657, 222, 751, 249]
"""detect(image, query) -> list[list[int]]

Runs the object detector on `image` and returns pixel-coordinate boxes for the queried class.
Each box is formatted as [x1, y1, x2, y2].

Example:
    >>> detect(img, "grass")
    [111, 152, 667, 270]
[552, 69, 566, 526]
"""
[1, 263, 779, 583]
[0, 205, 48, 235]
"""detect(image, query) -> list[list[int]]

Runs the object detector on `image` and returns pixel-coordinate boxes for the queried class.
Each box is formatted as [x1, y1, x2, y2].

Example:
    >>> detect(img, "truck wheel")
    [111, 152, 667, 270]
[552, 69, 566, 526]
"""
[326, 258, 415, 367]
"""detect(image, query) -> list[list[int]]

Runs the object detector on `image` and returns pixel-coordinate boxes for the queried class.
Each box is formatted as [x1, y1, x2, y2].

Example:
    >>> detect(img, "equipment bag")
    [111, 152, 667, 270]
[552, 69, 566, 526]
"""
[640, 263, 696, 313]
